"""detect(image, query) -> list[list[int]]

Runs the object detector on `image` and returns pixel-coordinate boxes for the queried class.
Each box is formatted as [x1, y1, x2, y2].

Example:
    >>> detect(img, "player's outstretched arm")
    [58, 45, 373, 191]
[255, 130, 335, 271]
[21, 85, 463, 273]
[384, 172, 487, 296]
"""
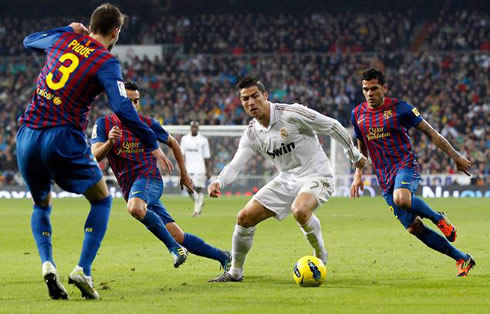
[23, 25, 79, 53]
[416, 120, 472, 176]
[166, 136, 194, 194]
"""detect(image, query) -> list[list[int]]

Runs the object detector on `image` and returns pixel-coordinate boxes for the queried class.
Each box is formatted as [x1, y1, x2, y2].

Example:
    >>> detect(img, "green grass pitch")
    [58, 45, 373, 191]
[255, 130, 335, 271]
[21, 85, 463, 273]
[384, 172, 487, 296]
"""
[0, 196, 488, 313]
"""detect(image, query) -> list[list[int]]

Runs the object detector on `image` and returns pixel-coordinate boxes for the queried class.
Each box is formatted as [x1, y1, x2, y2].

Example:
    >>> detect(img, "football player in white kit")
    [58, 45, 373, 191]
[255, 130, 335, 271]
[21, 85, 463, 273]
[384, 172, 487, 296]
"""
[208, 76, 367, 282]
[180, 121, 211, 216]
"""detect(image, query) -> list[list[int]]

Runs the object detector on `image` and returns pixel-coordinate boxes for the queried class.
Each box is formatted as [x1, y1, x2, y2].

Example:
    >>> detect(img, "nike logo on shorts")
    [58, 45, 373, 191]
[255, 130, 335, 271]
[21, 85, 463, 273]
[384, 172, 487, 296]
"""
[401, 181, 410, 185]
[132, 191, 143, 195]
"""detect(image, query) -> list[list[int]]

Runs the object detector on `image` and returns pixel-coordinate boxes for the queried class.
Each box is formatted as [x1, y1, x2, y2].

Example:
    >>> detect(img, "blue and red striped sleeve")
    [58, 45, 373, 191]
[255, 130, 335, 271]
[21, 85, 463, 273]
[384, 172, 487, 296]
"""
[350, 107, 362, 140]
[23, 26, 73, 53]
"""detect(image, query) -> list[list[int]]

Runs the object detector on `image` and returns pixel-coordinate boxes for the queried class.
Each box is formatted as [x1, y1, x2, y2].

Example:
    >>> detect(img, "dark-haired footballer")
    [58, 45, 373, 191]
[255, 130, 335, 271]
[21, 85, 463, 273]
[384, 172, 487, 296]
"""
[91, 81, 230, 277]
[16, 3, 173, 300]
[350, 68, 475, 277]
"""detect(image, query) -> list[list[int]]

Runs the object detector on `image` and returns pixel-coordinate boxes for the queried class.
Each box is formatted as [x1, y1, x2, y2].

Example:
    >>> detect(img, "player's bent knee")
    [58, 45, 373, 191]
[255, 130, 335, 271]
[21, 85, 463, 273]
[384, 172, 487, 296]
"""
[127, 204, 146, 220]
[84, 178, 110, 202]
[393, 195, 411, 210]
[292, 207, 311, 225]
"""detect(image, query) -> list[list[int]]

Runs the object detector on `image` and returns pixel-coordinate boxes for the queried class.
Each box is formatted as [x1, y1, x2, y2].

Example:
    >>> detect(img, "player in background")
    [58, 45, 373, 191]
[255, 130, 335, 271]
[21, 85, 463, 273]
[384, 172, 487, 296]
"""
[16, 4, 173, 300]
[350, 68, 475, 277]
[91, 81, 231, 272]
[208, 76, 367, 282]
[180, 121, 211, 216]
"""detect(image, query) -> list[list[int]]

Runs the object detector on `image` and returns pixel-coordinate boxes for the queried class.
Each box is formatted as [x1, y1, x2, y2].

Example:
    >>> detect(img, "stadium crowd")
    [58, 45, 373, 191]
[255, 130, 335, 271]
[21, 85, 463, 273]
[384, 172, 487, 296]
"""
[0, 3, 488, 186]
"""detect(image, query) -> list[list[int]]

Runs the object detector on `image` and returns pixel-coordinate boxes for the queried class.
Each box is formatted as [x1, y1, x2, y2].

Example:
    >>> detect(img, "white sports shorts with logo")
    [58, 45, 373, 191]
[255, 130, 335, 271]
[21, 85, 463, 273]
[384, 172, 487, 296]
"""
[252, 175, 334, 221]
[189, 172, 207, 188]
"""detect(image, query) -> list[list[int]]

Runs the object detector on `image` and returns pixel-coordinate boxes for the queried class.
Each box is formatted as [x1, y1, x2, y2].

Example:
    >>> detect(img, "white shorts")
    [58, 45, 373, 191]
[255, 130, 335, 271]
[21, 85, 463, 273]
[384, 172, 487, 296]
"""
[253, 175, 334, 221]
[189, 172, 207, 188]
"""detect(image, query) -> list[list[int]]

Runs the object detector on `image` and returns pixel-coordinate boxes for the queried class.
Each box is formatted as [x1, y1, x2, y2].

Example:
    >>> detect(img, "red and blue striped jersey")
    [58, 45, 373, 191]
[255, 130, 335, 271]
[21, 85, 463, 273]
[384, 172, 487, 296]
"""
[91, 114, 169, 200]
[351, 98, 423, 193]
[19, 26, 158, 151]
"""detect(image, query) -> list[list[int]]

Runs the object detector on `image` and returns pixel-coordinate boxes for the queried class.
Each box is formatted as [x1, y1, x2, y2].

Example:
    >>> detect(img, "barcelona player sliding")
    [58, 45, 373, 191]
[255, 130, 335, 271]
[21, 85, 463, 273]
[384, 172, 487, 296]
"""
[350, 68, 475, 277]
[16, 4, 173, 300]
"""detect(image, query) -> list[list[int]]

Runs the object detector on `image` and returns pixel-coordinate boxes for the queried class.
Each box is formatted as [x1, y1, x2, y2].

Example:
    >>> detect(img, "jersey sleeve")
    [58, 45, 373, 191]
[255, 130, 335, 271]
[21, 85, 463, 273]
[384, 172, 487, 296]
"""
[216, 131, 256, 188]
[149, 118, 169, 143]
[289, 104, 362, 163]
[90, 117, 107, 144]
[350, 109, 363, 140]
[96, 58, 158, 151]
[23, 26, 73, 53]
[202, 137, 211, 159]
[399, 101, 423, 129]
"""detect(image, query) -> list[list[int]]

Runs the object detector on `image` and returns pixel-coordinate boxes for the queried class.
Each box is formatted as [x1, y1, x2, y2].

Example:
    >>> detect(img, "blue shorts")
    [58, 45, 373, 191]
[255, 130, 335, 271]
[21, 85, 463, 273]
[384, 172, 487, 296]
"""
[383, 168, 421, 229]
[129, 177, 174, 224]
[16, 125, 102, 202]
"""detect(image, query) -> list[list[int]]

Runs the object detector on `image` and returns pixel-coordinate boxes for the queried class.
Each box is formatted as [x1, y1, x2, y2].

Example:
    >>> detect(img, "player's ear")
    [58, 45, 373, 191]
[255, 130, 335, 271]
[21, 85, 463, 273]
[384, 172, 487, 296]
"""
[111, 27, 120, 40]
[383, 84, 388, 93]
[263, 91, 269, 100]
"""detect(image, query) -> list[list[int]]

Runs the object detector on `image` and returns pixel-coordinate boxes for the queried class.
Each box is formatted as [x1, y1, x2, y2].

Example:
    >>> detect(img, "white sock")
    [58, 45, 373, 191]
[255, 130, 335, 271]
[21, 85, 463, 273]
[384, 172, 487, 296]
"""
[229, 224, 256, 279]
[194, 192, 204, 214]
[299, 215, 328, 264]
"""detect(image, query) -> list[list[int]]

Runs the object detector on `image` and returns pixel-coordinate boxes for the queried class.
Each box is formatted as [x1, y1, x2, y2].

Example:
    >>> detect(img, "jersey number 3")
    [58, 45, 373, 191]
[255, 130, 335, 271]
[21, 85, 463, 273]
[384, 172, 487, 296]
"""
[46, 53, 79, 90]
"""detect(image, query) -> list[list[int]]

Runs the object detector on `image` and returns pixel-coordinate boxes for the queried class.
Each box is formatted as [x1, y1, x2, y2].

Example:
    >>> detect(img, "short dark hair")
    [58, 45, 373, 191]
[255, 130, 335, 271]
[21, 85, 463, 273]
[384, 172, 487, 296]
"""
[236, 76, 266, 95]
[361, 68, 386, 85]
[90, 3, 126, 36]
[124, 81, 139, 91]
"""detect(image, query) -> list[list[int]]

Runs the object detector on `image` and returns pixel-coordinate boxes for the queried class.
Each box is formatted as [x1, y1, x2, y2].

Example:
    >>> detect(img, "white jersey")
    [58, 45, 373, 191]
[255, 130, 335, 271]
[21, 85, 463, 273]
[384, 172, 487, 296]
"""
[216, 102, 361, 188]
[180, 133, 210, 174]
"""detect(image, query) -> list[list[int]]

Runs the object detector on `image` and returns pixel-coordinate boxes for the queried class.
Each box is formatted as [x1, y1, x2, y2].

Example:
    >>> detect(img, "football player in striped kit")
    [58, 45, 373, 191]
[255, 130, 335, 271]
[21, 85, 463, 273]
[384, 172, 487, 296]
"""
[350, 68, 475, 277]
[208, 76, 366, 282]
[16, 4, 173, 299]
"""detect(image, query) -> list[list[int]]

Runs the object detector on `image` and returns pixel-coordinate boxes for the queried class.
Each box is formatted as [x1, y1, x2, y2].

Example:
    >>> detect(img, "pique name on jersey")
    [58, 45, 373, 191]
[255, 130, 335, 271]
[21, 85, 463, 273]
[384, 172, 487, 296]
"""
[266, 142, 295, 159]
[68, 39, 95, 58]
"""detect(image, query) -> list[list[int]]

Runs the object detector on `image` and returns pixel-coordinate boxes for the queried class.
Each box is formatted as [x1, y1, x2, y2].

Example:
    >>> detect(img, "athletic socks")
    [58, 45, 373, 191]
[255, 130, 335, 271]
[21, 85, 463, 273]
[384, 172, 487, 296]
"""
[78, 196, 112, 276]
[182, 233, 228, 264]
[415, 226, 468, 261]
[31, 204, 54, 266]
[193, 192, 204, 215]
[410, 196, 443, 224]
[229, 224, 256, 279]
[299, 215, 328, 264]
[141, 209, 180, 250]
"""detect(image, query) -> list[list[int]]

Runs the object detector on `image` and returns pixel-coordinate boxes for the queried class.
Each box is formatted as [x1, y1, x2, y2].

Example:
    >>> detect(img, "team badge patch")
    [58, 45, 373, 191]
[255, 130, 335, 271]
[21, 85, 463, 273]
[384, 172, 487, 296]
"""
[117, 81, 127, 97]
[280, 127, 288, 139]
[412, 108, 420, 116]
[91, 125, 97, 139]
[383, 110, 392, 120]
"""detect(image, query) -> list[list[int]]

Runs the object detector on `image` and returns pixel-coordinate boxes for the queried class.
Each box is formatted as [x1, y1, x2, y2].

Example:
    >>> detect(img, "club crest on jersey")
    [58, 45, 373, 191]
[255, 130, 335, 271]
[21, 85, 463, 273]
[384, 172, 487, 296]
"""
[280, 127, 288, 139]
[383, 110, 392, 120]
